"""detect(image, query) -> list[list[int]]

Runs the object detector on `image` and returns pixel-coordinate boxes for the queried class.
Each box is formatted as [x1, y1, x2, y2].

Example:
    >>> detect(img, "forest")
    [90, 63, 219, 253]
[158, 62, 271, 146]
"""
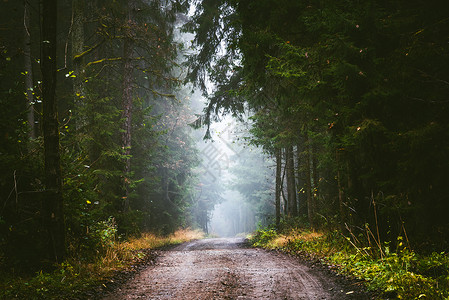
[1, 0, 449, 298]
[186, 0, 449, 249]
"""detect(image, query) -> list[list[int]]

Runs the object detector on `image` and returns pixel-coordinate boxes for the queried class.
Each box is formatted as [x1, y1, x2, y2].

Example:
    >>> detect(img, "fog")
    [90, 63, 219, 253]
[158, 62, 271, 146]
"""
[190, 110, 275, 237]
[209, 190, 256, 237]
[179, 13, 274, 237]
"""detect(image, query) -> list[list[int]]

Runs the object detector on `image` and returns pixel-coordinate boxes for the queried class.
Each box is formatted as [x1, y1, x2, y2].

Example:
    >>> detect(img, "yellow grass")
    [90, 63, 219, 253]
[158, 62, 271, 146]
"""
[0, 228, 206, 300]
[267, 230, 324, 249]
[120, 228, 204, 251]
[294, 230, 323, 241]
[270, 235, 290, 248]
[169, 228, 205, 243]
[98, 228, 204, 274]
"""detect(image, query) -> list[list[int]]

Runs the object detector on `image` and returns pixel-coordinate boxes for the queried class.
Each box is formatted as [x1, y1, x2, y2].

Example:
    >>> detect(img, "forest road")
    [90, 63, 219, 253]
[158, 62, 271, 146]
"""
[102, 238, 372, 300]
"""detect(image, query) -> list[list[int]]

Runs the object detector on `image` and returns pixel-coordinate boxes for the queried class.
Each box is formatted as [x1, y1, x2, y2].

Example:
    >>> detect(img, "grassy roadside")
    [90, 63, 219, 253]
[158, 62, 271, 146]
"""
[0, 229, 204, 300]
[249, 228, 449, 299]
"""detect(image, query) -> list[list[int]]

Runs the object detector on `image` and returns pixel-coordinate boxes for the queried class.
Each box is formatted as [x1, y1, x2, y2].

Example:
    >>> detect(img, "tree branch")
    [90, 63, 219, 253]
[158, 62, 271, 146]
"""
[74, 39, 105, 61]
[86, 57, 122, 67]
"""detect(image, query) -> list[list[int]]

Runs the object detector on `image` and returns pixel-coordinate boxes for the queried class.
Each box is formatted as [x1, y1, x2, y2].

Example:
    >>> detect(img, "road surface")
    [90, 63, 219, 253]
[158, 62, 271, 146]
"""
[102, 238, 372, 299]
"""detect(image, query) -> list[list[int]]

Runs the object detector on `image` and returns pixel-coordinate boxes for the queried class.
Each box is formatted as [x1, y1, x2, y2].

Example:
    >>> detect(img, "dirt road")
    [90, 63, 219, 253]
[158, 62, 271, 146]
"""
[102, 238, 372, 299]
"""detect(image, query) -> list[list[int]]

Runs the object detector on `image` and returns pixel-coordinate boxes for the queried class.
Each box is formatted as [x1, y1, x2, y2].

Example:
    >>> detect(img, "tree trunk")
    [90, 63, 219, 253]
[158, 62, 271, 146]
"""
[336, 149, 346, 228]
[41, 0, 64, 263]
[275, 147, 281, 227]
[296, 141, 306, 215]
[121, 0, 136, 211]
[72, 0, 85, 129]
[304, 131, 315, 229]
[312, 142, 319, 219]
[280, 148, 288, 215]
[286, 145, 298, 217]
[24, 0, 35, 139]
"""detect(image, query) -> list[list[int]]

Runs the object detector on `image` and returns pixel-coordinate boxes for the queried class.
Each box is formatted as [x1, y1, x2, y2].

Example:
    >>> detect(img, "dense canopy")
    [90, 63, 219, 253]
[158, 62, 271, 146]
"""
[1, 0, 448, 281]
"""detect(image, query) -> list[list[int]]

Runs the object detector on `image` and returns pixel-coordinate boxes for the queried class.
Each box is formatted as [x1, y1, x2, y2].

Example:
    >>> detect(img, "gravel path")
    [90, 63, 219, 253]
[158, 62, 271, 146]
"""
[102, 238, 372, 299]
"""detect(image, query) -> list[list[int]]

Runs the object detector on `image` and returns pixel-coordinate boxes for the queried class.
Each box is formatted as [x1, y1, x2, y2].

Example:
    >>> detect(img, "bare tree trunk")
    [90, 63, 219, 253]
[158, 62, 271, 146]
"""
[41, 0, 64, 263]
[336, 149, 346, 228]
[275, 147, 281, 227]
[24, 0, 35, 139]
[72, 0, 85, 128]
[286, 145, 298, 217]
[304, 131, 315, 229]
[280, 148, 288, 215]
[296, 141, 306, 215]
[204, 209, 208, 234]
[121, 0, 136, 211]
[312, 142, 319, 219]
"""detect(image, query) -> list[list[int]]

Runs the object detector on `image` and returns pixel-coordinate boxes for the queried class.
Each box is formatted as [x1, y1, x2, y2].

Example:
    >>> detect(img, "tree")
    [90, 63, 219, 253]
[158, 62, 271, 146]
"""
[186, 0, 449, 248]
[121, 0, 137, 211]
[285, 145, 297, 217]
[1, 0, 203, 271]
[41, 0, 64, 262]
[71, 0, 85, 129]
[275, 147, 281, 227]
[23, 0, 35, 139]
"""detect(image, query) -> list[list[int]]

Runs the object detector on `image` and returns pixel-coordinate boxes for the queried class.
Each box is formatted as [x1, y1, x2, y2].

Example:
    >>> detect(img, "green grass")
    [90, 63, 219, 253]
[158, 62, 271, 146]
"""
[249, 228, 449, 299]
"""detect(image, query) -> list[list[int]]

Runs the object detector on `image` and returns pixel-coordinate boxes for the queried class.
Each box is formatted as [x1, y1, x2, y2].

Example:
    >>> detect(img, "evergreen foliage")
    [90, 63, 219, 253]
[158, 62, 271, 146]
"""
[0, 0, 204, 273]
[1, 0, 449, 296]
[186, 0, 449, 251]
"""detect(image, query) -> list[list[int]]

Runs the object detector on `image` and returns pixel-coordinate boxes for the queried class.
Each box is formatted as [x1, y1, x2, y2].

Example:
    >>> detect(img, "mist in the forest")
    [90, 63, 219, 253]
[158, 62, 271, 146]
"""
[190, 111, 275, 236]
[209, 190, 256, 237]
[177, 3, 267, 236]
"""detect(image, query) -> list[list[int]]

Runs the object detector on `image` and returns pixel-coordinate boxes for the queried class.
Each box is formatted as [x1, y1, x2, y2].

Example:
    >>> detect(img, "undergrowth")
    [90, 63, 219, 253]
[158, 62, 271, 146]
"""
[249, 228, 449, 299]
[0, 228, 204, 300]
